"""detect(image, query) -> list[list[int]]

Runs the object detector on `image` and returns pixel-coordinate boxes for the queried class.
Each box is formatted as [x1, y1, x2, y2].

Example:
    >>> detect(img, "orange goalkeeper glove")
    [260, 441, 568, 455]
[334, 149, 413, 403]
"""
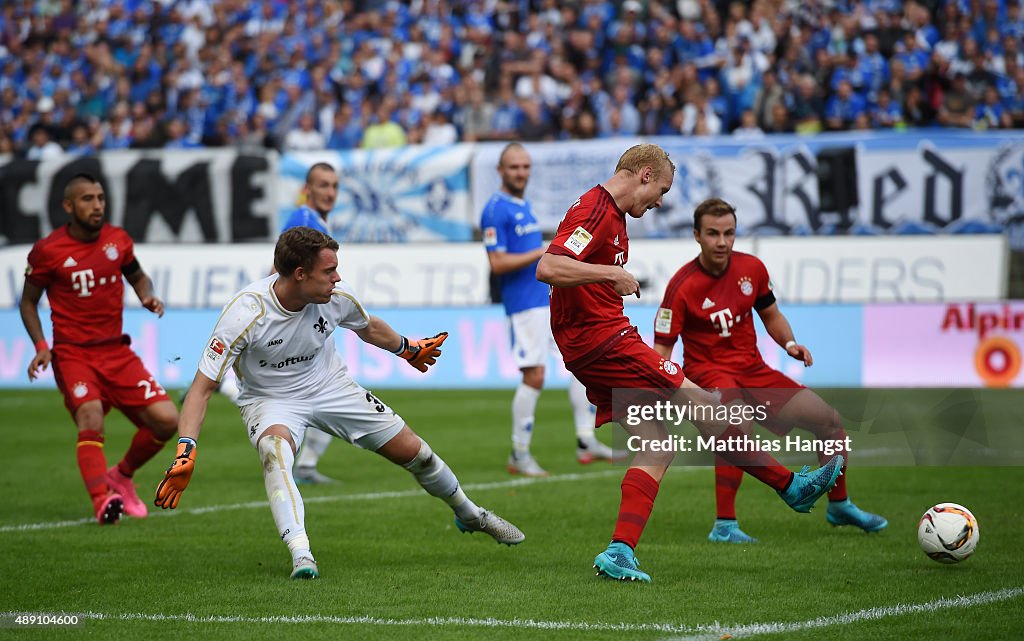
[154, 437, 197, 510]
[393, 332, 448, 372]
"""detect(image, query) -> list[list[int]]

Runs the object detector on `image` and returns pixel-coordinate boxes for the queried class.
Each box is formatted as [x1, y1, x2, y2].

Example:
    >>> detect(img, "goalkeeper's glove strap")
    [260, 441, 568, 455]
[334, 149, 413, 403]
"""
[390, 336, 409, 355]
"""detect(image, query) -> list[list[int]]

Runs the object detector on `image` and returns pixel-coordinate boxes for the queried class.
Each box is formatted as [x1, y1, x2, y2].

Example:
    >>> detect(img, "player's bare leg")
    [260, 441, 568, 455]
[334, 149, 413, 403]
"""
[376, 425, 524, 545]
[773, 390, 887, 532]
[256, 426, 318, 579]
[508, 366, 547, 476]
[594, 416, 674, 583]
[73, 400, 123, 524]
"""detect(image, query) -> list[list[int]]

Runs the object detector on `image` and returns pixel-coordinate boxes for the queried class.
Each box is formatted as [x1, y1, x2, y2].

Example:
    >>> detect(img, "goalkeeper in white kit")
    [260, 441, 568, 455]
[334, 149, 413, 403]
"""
[154, 227, 525, 579]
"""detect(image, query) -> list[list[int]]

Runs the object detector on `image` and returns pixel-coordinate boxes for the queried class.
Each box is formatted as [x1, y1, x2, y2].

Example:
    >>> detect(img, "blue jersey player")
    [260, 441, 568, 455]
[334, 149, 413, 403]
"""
[280, 162, 337, 236]
[283, 162, 340, 484]
[480, 143, 624, 476]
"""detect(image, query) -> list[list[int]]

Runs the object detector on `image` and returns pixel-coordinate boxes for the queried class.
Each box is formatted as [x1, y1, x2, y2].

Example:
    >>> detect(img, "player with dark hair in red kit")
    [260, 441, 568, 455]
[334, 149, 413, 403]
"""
[21, 173, 178, 525]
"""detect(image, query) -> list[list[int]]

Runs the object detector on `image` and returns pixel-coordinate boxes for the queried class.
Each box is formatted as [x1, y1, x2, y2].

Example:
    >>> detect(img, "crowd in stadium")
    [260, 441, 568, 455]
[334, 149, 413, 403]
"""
[1, 0, 1021, 157]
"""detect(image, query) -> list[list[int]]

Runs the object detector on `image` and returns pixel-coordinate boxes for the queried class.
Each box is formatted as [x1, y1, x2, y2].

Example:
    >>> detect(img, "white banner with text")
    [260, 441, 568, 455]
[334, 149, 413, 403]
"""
[0, 236, 1004, 309]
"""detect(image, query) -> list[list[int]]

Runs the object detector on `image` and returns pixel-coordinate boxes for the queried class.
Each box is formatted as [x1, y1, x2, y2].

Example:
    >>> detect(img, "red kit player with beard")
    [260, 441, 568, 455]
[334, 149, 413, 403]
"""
[653, 198, 886, 543]
[21, 173, 179, 524]
[537, 146, 844, 582]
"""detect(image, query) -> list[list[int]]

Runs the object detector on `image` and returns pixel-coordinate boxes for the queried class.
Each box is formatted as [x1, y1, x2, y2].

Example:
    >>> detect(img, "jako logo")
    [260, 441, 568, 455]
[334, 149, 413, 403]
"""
[267, 338, 283, 346]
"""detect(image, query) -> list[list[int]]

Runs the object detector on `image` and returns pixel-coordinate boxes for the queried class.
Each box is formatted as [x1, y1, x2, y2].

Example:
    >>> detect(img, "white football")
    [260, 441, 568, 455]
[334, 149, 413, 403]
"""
[917, 503, 979, 564]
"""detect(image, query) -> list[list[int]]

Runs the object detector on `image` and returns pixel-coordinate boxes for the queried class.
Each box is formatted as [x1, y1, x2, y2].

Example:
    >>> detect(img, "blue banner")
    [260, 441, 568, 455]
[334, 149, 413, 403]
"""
[279, 146, 474, 242]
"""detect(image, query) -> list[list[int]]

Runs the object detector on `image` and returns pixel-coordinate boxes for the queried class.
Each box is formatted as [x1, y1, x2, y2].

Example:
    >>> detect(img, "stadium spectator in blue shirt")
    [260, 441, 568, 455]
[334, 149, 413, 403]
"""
[480, 143, 623, 477]
[869, 88, 904, 128]
[825, 80, 868, 130]
[326, 103, 364, 151]
[975, 85, 1014, 128]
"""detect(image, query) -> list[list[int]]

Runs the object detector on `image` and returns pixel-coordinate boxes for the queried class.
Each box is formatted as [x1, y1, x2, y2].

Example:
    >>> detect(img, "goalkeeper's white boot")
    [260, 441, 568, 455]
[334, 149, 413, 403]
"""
[290, 555, 319, 580]
[455, 508, 525, 546]
[507, 453, 548, 477]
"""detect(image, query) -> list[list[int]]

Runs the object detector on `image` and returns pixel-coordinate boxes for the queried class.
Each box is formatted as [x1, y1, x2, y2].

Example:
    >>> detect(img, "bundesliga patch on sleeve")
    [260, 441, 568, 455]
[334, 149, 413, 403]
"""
[655, 308, 673, 334]
[206, 337, 226, 362]
[563, 226, 593, 256]
[483, 227, 498, 247]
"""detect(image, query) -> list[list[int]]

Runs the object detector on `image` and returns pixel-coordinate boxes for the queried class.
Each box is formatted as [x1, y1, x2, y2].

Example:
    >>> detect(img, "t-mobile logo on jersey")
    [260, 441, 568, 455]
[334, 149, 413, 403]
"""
[709, 308, 735, 337]
[70, 269, 96, 297]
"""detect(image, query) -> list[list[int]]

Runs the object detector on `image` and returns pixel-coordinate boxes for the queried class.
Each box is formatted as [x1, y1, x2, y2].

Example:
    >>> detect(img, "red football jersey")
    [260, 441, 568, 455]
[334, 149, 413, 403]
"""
[654, 251, 775, 376]
[547, 185, 632, 368]
[26, 224, 137, 346]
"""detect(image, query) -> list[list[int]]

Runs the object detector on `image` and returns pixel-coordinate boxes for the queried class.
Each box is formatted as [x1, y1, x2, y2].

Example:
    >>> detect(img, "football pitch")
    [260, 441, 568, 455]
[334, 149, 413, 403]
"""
[1, 388, 1021, 640]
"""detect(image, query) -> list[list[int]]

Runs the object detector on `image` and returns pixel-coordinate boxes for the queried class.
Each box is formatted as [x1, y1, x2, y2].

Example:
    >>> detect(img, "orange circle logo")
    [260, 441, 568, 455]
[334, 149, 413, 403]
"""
[974, 336, 1022, 388]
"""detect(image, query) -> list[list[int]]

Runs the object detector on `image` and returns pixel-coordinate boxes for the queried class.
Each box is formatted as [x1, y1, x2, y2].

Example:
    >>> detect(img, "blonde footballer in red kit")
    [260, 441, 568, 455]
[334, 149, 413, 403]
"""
[538, 146, 844, 582]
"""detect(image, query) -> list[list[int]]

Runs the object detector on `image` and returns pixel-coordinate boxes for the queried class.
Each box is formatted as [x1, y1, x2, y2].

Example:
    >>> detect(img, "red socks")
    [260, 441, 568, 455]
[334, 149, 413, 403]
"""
[716, 426, 793, 490]
[714, 458, 744, 520]
[611, 468, 660, 549]
[76, 429, 109, 501]
[117, 428, 169, 478]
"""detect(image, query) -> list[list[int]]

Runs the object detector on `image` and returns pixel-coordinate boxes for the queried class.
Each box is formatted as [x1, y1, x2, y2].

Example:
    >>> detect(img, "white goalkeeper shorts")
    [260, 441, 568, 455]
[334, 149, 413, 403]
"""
[508, 306, 560, 369]
[239, 378, 405, 452]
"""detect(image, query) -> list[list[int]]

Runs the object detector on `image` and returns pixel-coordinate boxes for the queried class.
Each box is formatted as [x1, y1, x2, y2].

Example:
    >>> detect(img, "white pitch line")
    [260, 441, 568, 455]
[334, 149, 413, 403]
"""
[0, 468, 626, 534]
[73, 611, 700, 633]
[2, 586, 1018, 635]
[663, 586, 1024, 640]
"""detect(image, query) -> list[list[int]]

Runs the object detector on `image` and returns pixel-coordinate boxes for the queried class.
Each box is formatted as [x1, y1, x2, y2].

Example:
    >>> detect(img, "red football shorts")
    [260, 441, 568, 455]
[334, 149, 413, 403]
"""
[687, 362, 805, 434]
[51, 341, 170, 416]
[569, 330, 687, 428]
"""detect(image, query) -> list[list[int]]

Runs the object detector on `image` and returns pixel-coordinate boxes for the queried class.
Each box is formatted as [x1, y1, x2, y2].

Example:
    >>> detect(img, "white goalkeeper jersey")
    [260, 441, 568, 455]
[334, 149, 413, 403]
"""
[198, 274, 369, 404]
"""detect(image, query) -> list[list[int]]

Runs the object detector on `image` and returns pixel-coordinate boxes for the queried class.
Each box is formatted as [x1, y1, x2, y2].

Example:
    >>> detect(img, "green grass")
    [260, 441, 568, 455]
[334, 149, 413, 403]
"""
[1, 389, 1021, 641]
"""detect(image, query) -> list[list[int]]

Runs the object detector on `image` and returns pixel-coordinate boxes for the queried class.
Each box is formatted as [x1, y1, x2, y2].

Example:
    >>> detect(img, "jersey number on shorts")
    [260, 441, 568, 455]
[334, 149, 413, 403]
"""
[137, 377, 166, 400]
[365, 391, 386, 413]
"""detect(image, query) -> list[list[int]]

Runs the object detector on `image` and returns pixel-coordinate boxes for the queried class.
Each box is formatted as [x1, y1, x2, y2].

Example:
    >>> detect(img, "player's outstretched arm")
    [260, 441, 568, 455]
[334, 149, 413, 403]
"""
[354, 316, 448, 372]
[154, 371, 216, 509]
[536, 254, 640, 297]
[125, 266, 164, 317]
[757, 303, 813, 366]
[19, 280, 52, 380]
